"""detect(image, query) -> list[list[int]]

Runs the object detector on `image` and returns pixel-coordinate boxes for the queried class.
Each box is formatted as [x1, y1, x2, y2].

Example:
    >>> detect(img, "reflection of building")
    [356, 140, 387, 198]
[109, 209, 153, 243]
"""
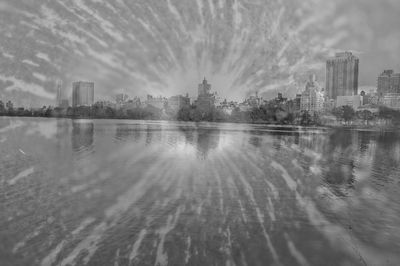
[300, 74, 324, 113]
[196, 128, 220, 158]
[326, 52, 359, 99]
[195, 77, 215, 113]
[336, 95, 363, 109]
[146, 95, 166, 110]
[71, 121, 94, 151]
[168, 94, 190, 111]
[377, 70, 400, 97]
[72, 81, 94, 107]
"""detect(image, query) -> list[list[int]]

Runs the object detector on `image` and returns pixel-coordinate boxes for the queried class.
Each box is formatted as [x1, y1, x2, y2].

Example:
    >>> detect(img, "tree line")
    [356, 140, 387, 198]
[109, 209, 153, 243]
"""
[2, 99, 400, 126]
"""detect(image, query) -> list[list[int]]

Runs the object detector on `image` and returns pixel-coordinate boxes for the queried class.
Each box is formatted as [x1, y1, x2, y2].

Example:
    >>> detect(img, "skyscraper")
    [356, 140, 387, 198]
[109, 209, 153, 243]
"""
[326, 52, 359, 99]
[196, 77, 215, 113]
[377, 70, 400, 97]
[56, 80, 62, 107]
[300, 74, 324, 113]
[198, 77, 211, 96]
[72, 81, 94, 107]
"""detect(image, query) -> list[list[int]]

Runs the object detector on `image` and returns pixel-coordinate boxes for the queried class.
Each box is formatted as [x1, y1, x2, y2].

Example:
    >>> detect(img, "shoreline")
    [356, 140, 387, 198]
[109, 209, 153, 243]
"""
[2, 115, 399, 131]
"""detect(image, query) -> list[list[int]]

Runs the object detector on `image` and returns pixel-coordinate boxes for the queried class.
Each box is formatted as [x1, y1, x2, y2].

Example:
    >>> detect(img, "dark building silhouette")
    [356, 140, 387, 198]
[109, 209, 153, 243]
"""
[326, 52, 359, 99]
[377, 70, 400, 97]
[72, 81, 94, 107]
[195, 77, 215, 113]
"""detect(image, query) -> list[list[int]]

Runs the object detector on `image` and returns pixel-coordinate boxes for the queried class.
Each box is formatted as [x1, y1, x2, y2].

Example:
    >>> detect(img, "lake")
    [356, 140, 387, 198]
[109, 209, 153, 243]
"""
[1, 117, 400, 266]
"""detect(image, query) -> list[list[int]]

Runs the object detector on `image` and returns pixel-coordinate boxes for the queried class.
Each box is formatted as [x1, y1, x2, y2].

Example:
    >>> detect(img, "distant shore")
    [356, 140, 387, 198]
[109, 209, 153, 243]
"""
[3, 115, 400, 132]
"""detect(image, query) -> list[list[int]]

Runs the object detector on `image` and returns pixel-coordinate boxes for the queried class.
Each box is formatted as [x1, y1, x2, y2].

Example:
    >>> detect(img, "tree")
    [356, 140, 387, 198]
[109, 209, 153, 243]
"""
[300, 110, 311, 125]
[342, 106, 356, 124]
[357, 110, 374, 125]
[378, 106, 394, 125]
[0, 100, 5, 114]
[177, 107, 191, 121]
[331, 107, 344, 123]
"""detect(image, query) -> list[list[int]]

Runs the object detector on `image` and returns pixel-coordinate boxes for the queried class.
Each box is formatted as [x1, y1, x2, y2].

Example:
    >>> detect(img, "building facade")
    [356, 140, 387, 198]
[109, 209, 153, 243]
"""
[300, 75, 324, 113]
[146, 95, 167, 110]
[168, 94, 190, 111]
[382, 93, 400, 110]
[72, 81, 94, 107]
[56, 80, 63, 107]
[196, 77, 215, 113]
[377, 70, 400, 97]
[326, 52, 359, 99]
[336, 95, 363, 110]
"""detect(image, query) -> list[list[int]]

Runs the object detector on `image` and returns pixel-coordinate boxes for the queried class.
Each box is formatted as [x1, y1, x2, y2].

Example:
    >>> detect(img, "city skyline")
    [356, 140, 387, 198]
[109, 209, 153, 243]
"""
[1, 0, 400, 107]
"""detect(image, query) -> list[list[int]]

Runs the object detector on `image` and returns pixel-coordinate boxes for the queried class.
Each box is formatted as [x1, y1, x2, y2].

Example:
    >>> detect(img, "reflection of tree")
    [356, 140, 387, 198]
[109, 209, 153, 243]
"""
[321, 130, 356, 196]
[372, 131, 400, 183]
[195, 128, 220, 158]
[145, 124, 162, 145]
[114, 123, 142, 143]
[178, 126, 195, 145]
[71, 121, 94, 152]
[249, 135, 262, 147]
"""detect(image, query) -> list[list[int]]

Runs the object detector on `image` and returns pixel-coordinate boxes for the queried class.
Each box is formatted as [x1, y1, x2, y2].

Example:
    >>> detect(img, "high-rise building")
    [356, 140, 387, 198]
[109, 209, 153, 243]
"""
[377, 70, 400, 97]
[196, 77, 215, 113]
[56, 80, 63, 106]
[198, 77, 211, 96]
[326, 52, 359, 99]
[72, 81, 94, 107]
[300, 74, 324, 113]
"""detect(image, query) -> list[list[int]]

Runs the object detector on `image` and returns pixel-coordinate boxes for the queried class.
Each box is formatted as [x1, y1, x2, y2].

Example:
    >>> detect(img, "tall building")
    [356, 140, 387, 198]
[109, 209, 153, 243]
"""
[377, 70, 400, 97]
[198, 77, 211, 96]
[326, 52, 359, 99]
[196, 77, 215, 113]
[300, 74, 324, 113]
[56, 80, 63, 106]
[72, 81, 94, 107]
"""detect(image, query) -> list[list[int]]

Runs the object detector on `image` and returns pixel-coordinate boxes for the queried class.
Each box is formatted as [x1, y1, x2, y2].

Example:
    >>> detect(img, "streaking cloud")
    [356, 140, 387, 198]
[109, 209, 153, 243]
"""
[0, 0, 399, 106]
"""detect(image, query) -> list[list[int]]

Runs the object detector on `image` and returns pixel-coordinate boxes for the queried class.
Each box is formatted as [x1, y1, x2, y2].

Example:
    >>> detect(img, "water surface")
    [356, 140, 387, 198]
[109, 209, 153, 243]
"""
[1, 117, 400, 266]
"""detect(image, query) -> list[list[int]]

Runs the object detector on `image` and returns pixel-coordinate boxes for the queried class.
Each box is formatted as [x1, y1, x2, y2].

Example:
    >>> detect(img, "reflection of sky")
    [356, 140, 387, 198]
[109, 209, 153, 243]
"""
[2, 118, 400, 265]
[1, 0, 400, 106]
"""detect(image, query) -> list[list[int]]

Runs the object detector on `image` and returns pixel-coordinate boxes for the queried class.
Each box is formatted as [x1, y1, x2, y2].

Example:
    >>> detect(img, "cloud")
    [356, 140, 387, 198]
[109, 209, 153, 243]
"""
[0, 75, 54, 99]
[22, 60, 40, 67]
[0, 0, 399, 103]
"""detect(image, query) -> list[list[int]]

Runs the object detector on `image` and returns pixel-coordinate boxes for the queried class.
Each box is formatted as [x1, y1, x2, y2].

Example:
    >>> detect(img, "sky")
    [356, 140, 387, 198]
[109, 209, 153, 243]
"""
[0, 0, 400, 107]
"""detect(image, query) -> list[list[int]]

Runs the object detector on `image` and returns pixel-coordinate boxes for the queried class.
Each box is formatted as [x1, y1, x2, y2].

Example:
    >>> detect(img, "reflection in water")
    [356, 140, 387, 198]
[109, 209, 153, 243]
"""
[195, 128, 220, 158]
[1, 118, 400, 266]
[71, 120, 94, 152]
[322, 130, 356, 196]
[114, 123, 143, 143]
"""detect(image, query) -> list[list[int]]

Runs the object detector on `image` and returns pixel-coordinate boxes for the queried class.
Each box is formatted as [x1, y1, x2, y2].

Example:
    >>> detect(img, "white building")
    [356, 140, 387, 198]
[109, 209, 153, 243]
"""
[336, 95, 363, 110]
[300, 74, 324, 113]
[382, 93, 400, 109]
